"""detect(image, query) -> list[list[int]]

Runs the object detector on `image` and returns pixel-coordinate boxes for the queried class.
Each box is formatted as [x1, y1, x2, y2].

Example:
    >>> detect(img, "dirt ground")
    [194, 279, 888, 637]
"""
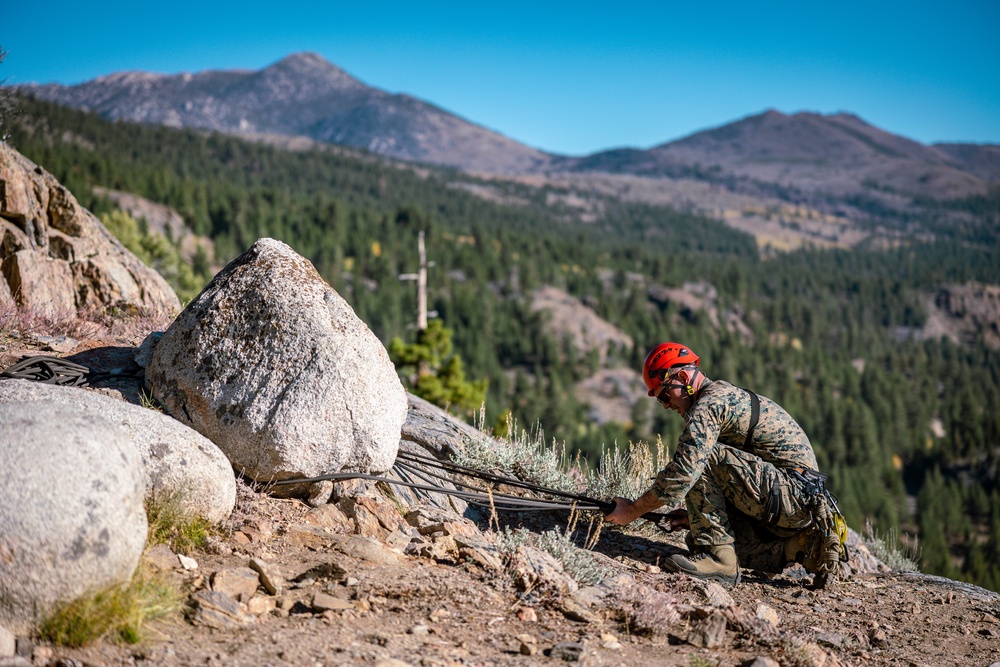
[12, 477, 998, 667]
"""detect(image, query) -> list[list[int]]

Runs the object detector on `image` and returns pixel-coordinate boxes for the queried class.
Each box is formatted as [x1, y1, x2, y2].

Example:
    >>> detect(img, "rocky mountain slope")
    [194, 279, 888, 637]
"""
[18, 54, 999, 203]
[559, 110, 997, 202]
[18, 53, 549, 174]
[17, 52, 999, 250]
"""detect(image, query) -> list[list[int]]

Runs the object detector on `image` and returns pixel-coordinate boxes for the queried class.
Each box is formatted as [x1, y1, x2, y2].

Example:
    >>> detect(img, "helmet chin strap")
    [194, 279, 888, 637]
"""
[685, 367, 701, 396]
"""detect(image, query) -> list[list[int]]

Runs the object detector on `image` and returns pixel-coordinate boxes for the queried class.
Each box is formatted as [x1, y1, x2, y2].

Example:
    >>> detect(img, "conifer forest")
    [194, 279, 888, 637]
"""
[7, 95, 1000, 592]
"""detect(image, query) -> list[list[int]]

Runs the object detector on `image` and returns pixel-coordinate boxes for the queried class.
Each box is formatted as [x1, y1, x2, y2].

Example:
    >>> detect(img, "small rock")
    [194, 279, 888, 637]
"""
[178, 554, 198, 570]
[561, 597, 598, 624]
[599, 633, 622, 651]
[756, 604, 780, 628]
[144, 543, 180, 571]
[249, 558, 284, 595]
[311, 592, 353, 612]
[301, 504, 353, 531]
[510, 545, 577, 595]
[30, 646, 53, 664]
[327, 534, 399, 564]
[516, 633, 538, 656]
[373, 660, 413, 667]
[0, 657, 31, 667]
[746, 658, 780, 667]
[818, 631, 847, 648]
[547, 642, 584, 662]
[686, 611, 728, 648]
[0, 626, 13, 658]
[191, 590, 253, 628]
[385, 530, 411, 552]
[979, 627, 1000, 638]
[34, 335, 79, 353]
[408, 624, 431, 636]
[306, 480, 334, 507]
[210, 568, 260, 602]
[134, 332, 163, 368]
[517, 607, 538, 622]
[694, 580, 735, 607]
[246, 596, 277, 616]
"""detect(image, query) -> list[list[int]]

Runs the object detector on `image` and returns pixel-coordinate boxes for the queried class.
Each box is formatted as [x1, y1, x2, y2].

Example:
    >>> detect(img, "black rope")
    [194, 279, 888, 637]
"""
[0, 356, 91, 386]
[0, 355, 140, 387]
[272, 470, 608, 513]
[278, 449, 675, 525]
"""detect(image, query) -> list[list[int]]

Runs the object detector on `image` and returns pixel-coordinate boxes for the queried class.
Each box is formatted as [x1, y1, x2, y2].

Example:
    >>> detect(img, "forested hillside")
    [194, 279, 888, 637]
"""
[5, 94, 1000, 591]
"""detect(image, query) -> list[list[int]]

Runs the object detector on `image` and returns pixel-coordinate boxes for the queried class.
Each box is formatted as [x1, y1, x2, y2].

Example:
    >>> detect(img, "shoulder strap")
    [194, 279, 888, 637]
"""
[742, 387, 760, 447]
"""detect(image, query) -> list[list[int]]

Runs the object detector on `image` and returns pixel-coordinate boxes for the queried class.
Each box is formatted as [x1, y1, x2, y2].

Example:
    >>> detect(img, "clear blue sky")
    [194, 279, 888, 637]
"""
[2, 1, 998, 156]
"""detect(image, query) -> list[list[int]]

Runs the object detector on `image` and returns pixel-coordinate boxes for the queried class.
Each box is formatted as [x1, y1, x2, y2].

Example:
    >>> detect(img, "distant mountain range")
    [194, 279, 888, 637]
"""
[16, 52, 1000, 212]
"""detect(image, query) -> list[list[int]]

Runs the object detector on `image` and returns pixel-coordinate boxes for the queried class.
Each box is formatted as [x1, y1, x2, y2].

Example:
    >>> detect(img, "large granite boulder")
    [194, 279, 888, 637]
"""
[0, 380, 236, 523]
[0, 403, 147, 634]
[146, 238, 407, 483]
[0, 141, 180, 315]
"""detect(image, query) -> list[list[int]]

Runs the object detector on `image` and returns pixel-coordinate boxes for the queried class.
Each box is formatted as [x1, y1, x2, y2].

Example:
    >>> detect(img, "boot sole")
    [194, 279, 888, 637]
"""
[672, 567, 742, 586]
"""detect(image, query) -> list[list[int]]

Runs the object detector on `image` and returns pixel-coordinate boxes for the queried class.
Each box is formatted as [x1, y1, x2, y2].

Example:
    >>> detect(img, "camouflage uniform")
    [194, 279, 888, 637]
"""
[652, 379, 820, 572]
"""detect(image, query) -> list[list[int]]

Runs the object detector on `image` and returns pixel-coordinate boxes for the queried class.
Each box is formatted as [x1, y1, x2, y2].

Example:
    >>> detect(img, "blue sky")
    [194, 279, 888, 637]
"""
[2, 1, 998, 156]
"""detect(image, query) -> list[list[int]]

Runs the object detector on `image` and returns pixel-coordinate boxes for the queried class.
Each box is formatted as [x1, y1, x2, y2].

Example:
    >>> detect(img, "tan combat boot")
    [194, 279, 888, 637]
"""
[669, 544, 741, 585]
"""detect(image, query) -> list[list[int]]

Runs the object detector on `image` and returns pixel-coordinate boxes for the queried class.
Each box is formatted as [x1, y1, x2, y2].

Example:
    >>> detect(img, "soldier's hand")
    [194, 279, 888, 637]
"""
[660, 508, 690, 532]
[604, 497, 636, 525]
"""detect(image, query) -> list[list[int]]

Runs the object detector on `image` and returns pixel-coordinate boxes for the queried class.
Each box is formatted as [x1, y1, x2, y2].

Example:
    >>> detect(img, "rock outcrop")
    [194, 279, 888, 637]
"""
[0, 142, 180, 315]
[530, 286, 633, 364]
[146, 238, 407, 484]
[0, 403, 147, 634]
[0, 380, 236, 523]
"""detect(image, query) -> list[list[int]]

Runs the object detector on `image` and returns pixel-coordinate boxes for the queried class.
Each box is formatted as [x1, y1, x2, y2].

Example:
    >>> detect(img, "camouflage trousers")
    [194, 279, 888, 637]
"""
[685, 444, 815, 573]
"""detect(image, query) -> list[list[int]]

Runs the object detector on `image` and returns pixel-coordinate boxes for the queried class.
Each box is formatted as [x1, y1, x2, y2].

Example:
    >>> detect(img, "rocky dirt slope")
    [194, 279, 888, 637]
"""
[2, 323, 999, 667]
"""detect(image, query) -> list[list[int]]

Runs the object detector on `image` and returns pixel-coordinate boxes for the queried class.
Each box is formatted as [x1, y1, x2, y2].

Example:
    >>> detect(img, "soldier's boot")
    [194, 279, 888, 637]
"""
[669, 544, 741, 585]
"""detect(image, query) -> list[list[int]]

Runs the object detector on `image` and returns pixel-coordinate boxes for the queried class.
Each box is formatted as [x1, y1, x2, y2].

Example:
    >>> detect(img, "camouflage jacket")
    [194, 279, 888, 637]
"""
[652, 379, 819, 508]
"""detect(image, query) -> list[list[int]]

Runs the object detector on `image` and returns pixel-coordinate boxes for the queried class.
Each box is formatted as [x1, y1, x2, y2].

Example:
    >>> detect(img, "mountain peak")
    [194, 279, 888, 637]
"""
[271, 52, 337, 71]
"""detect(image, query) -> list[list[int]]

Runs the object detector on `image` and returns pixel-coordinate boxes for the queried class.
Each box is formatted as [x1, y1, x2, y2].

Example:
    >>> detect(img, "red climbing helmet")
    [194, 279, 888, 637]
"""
[642, 342, 700, 396]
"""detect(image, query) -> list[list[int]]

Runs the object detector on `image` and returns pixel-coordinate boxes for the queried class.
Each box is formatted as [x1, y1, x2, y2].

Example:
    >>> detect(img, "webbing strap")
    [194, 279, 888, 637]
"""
[743, 387, 760, 448]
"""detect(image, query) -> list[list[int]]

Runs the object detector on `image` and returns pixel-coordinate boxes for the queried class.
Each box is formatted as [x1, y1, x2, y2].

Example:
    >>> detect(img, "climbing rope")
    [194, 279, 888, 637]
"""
[274, 447, 676, 526]
[0, 354, 144, 387]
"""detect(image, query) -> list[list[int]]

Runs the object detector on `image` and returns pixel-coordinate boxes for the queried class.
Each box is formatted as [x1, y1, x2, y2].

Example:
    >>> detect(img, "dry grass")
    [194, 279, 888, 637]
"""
[38, 564, 181, 647]
[145, 493, 213, 556]
[0, 302, 174, 347]
[864, 520, 920, 572]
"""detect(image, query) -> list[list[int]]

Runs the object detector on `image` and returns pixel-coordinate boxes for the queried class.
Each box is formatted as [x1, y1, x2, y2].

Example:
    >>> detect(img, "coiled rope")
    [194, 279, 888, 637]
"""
[0, 355, 138, 386]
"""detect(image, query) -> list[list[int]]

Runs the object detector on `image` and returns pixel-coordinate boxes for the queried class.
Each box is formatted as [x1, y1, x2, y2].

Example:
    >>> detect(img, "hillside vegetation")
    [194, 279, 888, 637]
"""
[5, 94, 1000, 592]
